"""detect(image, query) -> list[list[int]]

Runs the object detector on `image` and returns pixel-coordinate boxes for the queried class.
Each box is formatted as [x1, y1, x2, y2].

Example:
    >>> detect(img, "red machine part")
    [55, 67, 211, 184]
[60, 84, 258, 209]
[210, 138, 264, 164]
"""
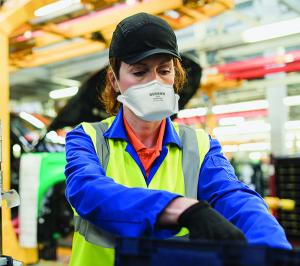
[211, 50, 300, 80]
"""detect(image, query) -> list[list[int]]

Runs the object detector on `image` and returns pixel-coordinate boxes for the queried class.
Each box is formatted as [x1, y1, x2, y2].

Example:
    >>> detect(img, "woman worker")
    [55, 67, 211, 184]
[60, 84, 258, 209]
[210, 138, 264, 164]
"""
[65, 12, 291, 266]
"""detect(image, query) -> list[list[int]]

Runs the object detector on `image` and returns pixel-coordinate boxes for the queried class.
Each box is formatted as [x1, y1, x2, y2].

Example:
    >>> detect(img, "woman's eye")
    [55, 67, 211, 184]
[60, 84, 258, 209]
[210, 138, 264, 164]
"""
[160, 69, 171, 75]
[133, 71, 146, 76]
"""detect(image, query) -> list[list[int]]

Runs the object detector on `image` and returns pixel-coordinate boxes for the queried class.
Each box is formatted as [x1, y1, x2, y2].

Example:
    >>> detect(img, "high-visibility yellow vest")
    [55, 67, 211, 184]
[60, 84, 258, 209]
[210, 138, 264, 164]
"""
[69, 117, 210, 266]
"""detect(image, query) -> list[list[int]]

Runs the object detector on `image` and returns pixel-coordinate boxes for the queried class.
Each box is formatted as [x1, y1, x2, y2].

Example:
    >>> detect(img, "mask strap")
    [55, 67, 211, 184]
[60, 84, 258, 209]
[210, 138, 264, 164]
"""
[110, 66, 122, 94]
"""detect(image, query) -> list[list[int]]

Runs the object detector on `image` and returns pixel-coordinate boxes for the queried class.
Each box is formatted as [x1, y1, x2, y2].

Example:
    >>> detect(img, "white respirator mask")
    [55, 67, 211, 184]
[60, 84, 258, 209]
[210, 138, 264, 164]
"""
[116, 79, 180, 121]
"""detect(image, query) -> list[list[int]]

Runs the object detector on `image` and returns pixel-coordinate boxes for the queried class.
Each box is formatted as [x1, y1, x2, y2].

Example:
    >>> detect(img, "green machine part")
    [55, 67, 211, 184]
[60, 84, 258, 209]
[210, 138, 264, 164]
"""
[38, 152, 66, 213]
[20, 152, 67, 214]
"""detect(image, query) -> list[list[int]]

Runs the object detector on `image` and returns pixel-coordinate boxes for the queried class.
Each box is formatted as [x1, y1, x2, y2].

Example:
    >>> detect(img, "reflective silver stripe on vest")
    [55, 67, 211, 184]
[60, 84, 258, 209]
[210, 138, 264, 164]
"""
[75, 122, 200, 247]
[91, 122, 110, 170]
[179, 124, 200, 199]
[73, 215, 116, 248]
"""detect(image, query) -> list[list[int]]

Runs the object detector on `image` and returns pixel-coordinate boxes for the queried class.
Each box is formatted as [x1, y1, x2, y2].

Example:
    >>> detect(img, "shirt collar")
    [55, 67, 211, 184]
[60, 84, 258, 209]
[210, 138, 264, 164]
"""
[104, 107, 182, 148]
[103, 107, 128, 141]
[163, 117, 182, 148]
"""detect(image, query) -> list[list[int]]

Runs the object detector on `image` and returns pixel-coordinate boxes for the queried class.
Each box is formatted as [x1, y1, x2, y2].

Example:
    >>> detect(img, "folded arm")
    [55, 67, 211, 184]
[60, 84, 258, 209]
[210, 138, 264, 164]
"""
[65, 125, 182, 237]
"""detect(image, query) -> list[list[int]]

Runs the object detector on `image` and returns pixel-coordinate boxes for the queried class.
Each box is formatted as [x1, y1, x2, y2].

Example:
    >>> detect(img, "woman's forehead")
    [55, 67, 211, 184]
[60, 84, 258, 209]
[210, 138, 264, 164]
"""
[127, 54, 173, 66]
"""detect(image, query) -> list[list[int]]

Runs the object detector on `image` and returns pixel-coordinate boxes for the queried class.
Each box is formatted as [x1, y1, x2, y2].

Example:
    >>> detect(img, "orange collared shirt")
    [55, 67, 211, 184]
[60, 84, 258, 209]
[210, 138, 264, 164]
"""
[123, 116, 166, 177]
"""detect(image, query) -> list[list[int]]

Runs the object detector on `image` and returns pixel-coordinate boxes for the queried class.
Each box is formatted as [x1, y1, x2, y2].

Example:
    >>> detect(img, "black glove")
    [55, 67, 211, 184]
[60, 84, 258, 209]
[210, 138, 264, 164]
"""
[178, 201, 247, 242]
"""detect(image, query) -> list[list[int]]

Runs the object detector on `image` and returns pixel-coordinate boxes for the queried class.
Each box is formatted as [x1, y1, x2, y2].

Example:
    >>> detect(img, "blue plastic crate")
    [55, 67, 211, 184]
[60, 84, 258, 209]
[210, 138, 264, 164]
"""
[115, 238, 300, 266]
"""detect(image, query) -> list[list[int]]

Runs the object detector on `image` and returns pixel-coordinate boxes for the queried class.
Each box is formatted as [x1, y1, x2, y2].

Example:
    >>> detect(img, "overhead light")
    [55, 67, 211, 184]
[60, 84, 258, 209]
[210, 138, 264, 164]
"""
[46, 131, 65, 144]
[239, 142, 270, 152]
[34, 0, 80, 17]
[213, 121, 270, 136]
[286, 141, 292, 149]
[19, 112, 45, 129]
[23, 31, 33, 39]
[284, 54, 295, 64]
[49, 86, 78, 99]
[212, 100, 268, 114]
[249, 152, 263, 161]
[222, 143, 270, 153]
[222, 145, 238, 153]
[283, 95, 300, 106]
[12, 144, 22, 158]
[213, 120, 300, 140]
[51, 77, 81, 87]
[126, 0, 137, 5]
[178, 94, 300, 119]
[217, 132, 268, 143]
[164, 10, 181, 19]
[177, 107, 207, 118]
[242, 17, 300, 43]
[219, 116, 245, 126]
[285, 121, 300, 130]
[286, 133, 295, 141]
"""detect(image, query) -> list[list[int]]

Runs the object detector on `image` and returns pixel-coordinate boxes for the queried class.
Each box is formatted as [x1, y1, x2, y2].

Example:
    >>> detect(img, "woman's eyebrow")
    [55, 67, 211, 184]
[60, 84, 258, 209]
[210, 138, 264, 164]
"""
[159, 58, 173, 65]
[159, 62, 172, 67]
[128, 58, 172, 70]
[128, 63, 147, 70]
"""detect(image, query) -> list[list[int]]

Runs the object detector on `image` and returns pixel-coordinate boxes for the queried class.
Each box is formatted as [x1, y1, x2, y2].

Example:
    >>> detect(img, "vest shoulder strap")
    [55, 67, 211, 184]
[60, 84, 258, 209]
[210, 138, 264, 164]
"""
[82, 121, 110, 170]
[91, 122, 110, 171]
[178, 124, 210, 199]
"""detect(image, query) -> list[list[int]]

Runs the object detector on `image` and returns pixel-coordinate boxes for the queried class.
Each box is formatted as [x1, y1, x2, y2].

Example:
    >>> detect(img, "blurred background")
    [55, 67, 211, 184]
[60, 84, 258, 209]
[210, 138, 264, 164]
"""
[0, 0, 300, 265]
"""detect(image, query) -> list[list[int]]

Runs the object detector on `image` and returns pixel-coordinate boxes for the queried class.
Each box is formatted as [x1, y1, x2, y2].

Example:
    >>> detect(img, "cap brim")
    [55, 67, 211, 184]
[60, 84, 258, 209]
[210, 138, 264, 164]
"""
[122, 48, 181, 64]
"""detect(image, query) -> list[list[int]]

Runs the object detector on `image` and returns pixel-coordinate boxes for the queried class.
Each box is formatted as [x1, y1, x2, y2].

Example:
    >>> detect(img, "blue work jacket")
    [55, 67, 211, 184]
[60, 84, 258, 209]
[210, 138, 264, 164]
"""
[65, 108, 291, 249]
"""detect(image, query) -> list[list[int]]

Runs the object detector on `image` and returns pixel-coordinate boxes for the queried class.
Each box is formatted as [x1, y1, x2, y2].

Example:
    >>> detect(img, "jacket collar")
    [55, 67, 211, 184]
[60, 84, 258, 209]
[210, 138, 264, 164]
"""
[103, 107, 182, 148]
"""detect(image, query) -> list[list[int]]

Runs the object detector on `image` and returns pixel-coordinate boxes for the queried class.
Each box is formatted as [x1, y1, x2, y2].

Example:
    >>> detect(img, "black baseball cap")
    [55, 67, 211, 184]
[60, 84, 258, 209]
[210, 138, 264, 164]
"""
[109, 12, 181, 64]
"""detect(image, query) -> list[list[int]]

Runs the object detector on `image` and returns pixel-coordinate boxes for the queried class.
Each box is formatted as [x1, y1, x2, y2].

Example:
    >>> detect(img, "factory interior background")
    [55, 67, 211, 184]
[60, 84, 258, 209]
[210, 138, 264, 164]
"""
[1, 0, 300, 265]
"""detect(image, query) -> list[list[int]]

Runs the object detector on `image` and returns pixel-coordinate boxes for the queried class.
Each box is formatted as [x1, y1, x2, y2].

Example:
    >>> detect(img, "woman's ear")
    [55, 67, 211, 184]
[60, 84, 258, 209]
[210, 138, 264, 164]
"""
[108, 69, 119, 93]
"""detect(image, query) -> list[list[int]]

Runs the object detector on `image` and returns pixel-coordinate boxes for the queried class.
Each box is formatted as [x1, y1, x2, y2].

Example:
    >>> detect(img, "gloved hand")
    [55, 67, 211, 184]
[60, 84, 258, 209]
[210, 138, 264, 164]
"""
[178, 201, 247, 242]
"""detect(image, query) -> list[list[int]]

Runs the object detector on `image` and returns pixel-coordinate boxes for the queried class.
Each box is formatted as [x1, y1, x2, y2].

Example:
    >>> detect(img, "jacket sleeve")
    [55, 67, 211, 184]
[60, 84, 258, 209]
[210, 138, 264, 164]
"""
[198, 137, 292, 250]
[65, 125, 179, 237]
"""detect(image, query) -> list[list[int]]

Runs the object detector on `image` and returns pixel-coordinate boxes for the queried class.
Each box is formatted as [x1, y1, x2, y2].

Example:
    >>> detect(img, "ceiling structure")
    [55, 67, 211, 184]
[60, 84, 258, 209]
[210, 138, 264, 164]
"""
[5, 0, 299, 100]
[3, 0, 300, 133]
[0, 0, 233, 104]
